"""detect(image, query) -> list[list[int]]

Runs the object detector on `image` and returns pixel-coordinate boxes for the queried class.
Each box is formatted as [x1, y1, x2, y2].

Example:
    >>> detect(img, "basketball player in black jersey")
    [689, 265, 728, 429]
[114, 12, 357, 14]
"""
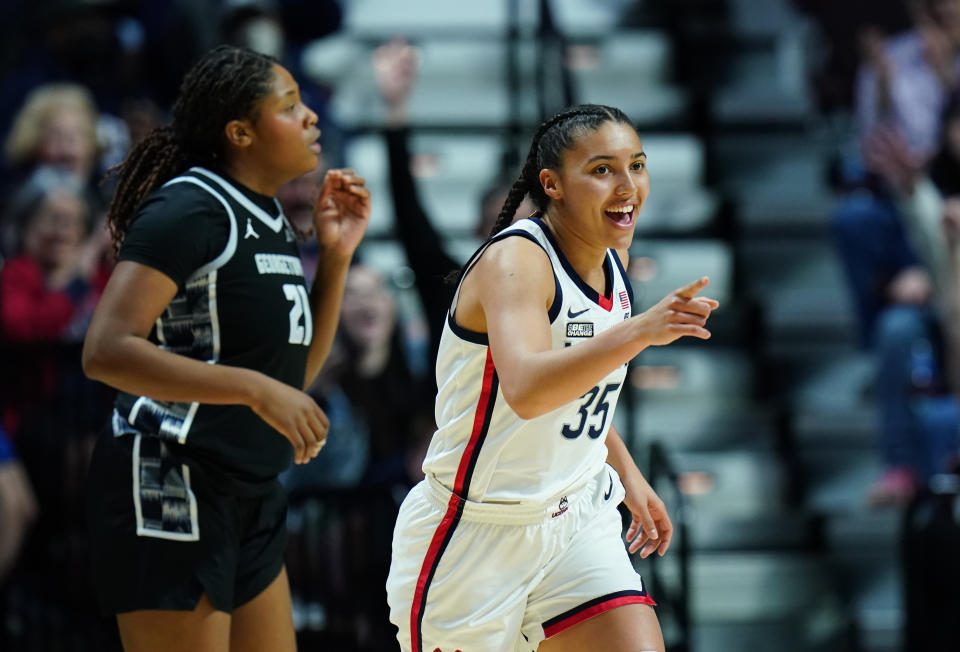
[81, 46, 370, 651]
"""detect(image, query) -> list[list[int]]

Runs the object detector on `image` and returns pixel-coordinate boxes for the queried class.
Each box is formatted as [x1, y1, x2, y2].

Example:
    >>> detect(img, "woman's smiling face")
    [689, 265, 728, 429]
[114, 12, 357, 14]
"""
[541, 121, 649, 251]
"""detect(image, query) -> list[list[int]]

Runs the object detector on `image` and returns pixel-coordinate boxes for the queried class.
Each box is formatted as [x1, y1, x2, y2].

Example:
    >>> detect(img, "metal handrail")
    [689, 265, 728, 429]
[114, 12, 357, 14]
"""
[647, 440, 692, 652]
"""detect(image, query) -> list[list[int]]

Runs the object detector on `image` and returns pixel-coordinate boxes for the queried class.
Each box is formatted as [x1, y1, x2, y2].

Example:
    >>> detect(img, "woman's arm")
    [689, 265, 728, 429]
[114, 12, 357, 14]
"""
[605, 425, 672, 557]
[82, 262, 329, 464]
[468, 237, 717, 419]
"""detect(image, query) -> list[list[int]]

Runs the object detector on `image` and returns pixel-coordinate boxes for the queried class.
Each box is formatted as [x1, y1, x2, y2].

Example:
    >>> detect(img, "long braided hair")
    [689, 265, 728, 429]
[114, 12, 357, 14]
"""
[488, 104, 635, 239]
[104, 45, 277, 253]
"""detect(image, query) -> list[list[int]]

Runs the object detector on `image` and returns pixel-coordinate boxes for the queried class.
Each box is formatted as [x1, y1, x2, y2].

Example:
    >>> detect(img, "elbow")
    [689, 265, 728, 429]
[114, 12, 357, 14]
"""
[500, 385, 546, 420]
[81, 336, 107, 381]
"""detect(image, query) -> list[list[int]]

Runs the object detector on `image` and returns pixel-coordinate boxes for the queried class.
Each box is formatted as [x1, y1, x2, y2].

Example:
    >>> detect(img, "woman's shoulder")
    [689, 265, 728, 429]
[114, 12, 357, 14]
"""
[145, 172, 226, 210]
[472, 230, 554, 285]
[132, 174, 230, 231]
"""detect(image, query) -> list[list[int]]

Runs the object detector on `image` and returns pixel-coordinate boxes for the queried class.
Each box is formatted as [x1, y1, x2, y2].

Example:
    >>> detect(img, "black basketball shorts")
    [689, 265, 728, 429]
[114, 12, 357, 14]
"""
[85, 429, 288, 615]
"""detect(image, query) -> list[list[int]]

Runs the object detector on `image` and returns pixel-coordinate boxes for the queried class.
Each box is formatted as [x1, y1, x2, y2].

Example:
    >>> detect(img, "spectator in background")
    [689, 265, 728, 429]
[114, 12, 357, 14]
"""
[4, 83, 100, 183]
[283, 257, 433, 492]
[871, 97, 960, 484]
[277, 162, 326, 282]
[221, 0, 346, 166]
[1, 83, 106, 254]
[0, 167, 108, 341]
[0, 424, 37, 584]
[835, 0, 960, 345]
[278, 162, 433, 489]
[849, 104, 960, 506]
[372, 38, 534, 389]
[0, 166, 112, 649]
[791, 0, 912, 114]
[832, 0, 960, 505]
[943, 195, 960, 389]
[857, 0, 960, 157]
[0, 167, 111, 437]
[337, 261, 433, 487]
[277, 166, 374, 493]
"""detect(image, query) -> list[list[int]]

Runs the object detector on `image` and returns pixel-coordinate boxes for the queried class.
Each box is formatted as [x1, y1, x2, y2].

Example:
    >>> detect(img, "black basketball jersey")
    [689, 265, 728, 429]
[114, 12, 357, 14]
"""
[112, 167, 312, 485]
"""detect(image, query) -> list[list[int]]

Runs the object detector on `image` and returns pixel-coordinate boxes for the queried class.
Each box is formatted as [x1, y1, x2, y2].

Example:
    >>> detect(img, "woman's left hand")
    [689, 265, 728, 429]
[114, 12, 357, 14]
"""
[313, 168, 371, 261]
[622, 470, 673, 558]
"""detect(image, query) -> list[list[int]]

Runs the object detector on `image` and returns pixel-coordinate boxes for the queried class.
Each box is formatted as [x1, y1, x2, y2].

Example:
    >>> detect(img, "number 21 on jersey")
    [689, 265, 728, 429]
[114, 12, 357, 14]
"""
[283, 283, 313, 346]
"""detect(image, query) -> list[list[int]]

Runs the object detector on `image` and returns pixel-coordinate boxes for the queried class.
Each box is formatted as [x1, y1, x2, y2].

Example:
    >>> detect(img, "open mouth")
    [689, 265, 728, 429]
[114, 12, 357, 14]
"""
[604, 204, 635, 227]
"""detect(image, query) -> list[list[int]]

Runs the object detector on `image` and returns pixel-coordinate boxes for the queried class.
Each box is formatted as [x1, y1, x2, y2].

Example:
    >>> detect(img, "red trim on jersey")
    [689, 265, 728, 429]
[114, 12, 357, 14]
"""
[542, 594, 656, 639]
[598, 293, 613, 311]
[410, 349, 497, 651]
[410, 493, 462, 652]
[452, 349, 496, 496]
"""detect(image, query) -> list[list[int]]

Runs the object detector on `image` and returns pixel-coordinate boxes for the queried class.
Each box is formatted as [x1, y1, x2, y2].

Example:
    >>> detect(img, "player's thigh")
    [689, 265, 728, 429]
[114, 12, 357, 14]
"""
[537, 603, 664, 652]
[230, 566, 297, 652]
[116, 593, 230, 652]
[388, 483, 534, 651]
[522, 466, 655, 647]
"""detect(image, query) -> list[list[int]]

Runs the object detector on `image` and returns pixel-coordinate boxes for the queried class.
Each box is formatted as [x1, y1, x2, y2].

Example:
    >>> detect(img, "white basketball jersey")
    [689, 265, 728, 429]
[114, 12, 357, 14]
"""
[423, 217, 634, 504]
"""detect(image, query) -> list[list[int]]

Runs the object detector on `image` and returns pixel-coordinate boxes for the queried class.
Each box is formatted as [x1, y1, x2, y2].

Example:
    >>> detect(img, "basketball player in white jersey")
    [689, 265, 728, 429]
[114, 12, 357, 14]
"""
[386, 104, 719, 652]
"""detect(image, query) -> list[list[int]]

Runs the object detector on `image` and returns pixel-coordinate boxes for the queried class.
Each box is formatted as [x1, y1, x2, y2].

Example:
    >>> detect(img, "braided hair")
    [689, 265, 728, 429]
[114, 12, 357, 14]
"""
[104, 45, 277, 253]
[489, 104, 634, 238]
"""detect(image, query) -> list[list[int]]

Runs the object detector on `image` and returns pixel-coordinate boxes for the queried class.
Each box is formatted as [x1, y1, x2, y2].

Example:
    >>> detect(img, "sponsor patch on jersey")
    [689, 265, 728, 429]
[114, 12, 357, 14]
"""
[566, 322, 594, 338]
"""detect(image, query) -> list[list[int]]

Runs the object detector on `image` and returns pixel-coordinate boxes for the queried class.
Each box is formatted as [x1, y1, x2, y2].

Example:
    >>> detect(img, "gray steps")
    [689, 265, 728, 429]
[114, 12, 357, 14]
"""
[327, 3, 898, 650]
[630, 238, 734, 310]
[712, 133, 833, 198]
[671, 450, 791, 516]
[647, 551, 849, 652]
[800, 449, 884, 514]
[824, 512, 904, 652]
[346, 131, 719, 238]
[627, 398, 775, 452]
[690, 619, 851, 652]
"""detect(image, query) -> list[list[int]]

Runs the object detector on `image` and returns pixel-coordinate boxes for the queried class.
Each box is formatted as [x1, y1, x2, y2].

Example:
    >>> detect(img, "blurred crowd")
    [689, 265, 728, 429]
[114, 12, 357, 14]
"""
[0, 1, 431, 648]
[0, 0, 533, 647]
[3, 0, 960, 649]
[796, 0, 960, 507]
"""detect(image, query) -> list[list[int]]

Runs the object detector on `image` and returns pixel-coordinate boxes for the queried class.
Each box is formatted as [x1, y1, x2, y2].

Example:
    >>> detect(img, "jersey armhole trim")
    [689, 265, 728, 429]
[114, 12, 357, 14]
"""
[446, 230, 563, 345]
[161, 176, 238, 280]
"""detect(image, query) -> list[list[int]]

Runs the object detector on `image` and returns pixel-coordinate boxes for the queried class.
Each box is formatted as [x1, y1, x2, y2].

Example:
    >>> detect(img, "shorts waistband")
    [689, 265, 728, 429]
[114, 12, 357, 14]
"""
[423, 472, 597, 526]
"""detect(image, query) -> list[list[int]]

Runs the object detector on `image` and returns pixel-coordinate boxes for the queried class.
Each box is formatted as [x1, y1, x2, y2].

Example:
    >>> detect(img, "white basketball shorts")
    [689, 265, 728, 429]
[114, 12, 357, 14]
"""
[386, 464, 656, 652]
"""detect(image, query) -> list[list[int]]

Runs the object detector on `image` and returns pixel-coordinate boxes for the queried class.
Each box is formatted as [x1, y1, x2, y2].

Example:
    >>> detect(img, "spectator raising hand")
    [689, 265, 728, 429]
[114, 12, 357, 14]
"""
[372, 38, 421, 125]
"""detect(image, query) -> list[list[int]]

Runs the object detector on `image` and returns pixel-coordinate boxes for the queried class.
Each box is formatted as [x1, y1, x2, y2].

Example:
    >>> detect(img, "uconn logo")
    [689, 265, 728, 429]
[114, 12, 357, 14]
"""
[551, 495, 569, 518]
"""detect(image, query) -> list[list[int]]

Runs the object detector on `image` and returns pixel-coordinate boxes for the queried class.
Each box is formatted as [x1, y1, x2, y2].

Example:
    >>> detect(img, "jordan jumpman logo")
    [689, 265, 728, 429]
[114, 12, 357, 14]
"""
[244, 218, 260, 239]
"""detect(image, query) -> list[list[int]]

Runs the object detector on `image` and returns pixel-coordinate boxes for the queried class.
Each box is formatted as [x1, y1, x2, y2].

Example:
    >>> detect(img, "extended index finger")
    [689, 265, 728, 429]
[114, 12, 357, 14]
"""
[675, 276, 710, 300]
